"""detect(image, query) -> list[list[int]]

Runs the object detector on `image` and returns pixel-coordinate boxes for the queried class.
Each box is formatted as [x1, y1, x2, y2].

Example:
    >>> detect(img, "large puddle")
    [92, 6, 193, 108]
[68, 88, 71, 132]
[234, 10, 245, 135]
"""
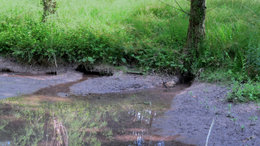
[0, 73, 192, 146]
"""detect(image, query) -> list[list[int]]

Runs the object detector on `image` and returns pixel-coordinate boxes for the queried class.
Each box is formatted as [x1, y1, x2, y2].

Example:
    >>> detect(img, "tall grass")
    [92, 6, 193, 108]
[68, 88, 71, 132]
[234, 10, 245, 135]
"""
[0, 0, 259, 76]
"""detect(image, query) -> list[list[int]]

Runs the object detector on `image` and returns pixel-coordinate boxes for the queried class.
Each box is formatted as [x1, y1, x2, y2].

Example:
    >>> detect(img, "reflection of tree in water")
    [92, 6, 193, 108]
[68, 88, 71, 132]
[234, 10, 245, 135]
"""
[49, 102, 114, 146]
[128, 109, 156, 126]
[0, 101, 115, 145]
[127, 109, 157, 145]
[0, 97, 163, 146]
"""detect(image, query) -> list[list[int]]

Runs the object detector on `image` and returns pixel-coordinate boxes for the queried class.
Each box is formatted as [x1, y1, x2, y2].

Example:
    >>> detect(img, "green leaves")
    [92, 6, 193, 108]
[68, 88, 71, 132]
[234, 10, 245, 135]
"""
[227, 81, 260, 102]
[0, 0, 259, 80]
[121, 57, 126, 64]
[82, 57, 95, 64]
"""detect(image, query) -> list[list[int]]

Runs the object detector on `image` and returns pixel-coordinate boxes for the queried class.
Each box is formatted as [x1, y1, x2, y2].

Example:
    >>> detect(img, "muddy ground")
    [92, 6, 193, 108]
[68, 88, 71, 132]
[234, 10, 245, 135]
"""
[151, 83, 260, 146]
[0, 70, 178, 99]
[0, 72, 82, 99]
[70, 71, 178, 95]
[0, 56, 259, 145]
[0, 56, 179, 98]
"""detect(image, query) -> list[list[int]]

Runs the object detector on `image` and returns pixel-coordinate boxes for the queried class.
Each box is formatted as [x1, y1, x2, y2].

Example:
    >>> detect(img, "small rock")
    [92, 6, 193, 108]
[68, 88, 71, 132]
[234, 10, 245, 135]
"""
[163, 81, 177, 88]
[226, 113, 235, 118]
[250, 123, 256, 126]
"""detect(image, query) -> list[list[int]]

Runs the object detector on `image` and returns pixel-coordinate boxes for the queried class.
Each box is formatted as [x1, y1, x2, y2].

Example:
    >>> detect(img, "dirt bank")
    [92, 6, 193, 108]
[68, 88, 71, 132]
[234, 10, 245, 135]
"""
[0, 56, 77, 74]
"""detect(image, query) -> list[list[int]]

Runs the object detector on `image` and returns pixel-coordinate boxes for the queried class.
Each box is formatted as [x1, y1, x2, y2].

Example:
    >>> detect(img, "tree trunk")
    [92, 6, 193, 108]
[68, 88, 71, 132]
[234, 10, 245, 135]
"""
[182, 0, 206, 73]
[41, 0, 57, 22]
[185, 0, 206, 54]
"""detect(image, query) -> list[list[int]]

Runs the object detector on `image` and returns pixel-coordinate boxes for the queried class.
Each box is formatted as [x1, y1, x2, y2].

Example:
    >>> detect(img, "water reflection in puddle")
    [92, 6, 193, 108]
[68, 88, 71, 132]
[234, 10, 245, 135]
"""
[0, 84, 192, 146]
[0, 141, 11, 146]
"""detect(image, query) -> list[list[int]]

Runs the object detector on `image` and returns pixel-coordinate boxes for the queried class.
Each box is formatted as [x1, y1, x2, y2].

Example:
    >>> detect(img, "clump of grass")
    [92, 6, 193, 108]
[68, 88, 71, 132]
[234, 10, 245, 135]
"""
[227, 81, 260, 102]
[200, 68, 259, 102]
[199, 68, 235, 83]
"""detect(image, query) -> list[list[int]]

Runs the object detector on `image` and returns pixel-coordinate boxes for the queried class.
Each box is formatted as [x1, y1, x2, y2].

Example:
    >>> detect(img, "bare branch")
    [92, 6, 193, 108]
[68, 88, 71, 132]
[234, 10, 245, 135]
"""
[159, 0, 190, 15]
[174, 0, 189, 15]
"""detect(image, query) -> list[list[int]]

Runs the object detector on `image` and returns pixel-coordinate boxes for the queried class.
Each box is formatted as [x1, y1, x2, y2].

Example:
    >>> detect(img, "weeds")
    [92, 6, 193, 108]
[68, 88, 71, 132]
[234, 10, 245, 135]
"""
[227, 104, 232, 117]
[249, 116, 258, 122]
[227, 81, 260, 102]
[240, 124, 245, 132]
[1, 101, 114, 146]
[200, 68, 259, 102]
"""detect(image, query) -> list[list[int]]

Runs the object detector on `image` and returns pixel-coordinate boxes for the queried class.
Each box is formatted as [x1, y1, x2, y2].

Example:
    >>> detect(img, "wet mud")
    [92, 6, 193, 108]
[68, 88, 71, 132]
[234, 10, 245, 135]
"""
[152, 83, 260, 146]
[0, 70, 259, 146]
[0, 71, 82, 99]
[0, 81, 191, 145]
[70, 71, 179, 95]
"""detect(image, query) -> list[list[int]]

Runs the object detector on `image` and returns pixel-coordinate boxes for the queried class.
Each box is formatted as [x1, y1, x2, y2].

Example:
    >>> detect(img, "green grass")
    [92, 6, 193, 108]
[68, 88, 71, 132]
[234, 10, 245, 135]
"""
[200, 68, 260, 102]
[227, 81, 260, 102]
[0, 0, 259, 99]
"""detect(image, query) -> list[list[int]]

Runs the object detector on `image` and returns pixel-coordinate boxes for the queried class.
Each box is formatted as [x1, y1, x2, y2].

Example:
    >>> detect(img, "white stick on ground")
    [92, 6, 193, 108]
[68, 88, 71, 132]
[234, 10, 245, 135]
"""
[205, 118, 215, 146]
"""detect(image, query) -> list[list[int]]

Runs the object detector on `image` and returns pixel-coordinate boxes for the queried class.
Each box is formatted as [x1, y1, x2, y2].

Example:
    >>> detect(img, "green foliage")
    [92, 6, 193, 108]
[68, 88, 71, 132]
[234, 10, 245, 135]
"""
[0, 0, 259, 75]
[0, 0, 190, 73]
[199, 68, 252, 83]
[200, 68, 259, 102]
[246, 47, 260, 78]
[0, 90, 162, 145]
[0, 101, 114, 146]
[13, 108, 46, 146]
[41, 0, 57, 22]
[47, 102, 112, 146]
[227, 81, 260, 102]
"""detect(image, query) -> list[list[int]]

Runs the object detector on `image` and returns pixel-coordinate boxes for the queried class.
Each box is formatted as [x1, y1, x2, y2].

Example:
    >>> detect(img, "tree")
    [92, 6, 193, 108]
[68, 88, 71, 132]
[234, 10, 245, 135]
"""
[186, 0, 206, 50]
[183, 0, 206, 72]
[41, 0, 57, 22]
